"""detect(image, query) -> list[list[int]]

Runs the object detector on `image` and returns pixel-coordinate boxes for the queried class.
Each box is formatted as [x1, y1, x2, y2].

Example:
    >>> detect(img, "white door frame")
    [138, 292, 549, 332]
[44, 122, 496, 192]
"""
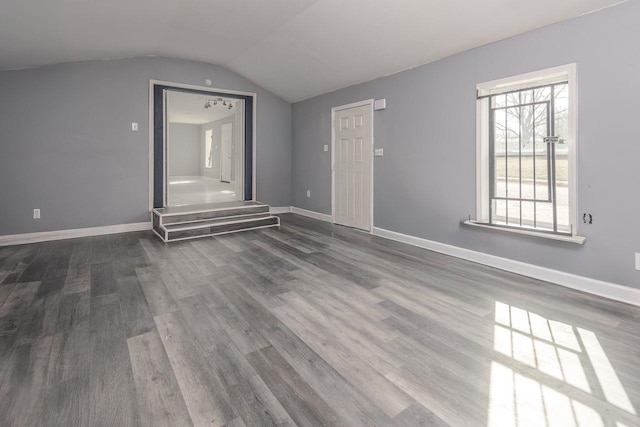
[148, 79, 257, 211]
[331, 99, 374, 233]
[162, 89, 168, 207]
[233, 100, 245, 197]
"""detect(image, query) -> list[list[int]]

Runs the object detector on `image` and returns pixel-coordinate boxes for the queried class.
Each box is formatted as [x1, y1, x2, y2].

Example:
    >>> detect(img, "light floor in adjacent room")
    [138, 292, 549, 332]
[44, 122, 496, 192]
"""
[168, 175, 238, 206]
[0, 214, 638, 426]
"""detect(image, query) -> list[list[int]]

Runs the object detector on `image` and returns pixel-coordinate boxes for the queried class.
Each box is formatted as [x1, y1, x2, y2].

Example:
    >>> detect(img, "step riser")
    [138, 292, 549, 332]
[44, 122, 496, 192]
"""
[164, 212, 272, 230]
[153, 202, 277, 243]
[153, 222, 164, 239]
[166, 217, 280, 241]
[153, 214, 162, 237]
[160, 205, 270, 225]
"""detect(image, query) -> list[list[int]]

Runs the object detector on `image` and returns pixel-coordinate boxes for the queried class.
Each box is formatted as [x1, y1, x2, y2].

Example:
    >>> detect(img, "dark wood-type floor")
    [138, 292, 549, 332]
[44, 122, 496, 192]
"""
[1, 214, 639, 426]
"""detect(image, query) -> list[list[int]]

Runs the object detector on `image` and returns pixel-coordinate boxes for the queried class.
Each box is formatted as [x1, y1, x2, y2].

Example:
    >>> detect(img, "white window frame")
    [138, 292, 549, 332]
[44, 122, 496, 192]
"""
[471, 64, 585, 244]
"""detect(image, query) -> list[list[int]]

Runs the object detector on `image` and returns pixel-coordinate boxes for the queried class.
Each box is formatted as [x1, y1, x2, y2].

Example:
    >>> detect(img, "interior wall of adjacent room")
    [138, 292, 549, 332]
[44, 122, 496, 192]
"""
[0, 56, 292, 236]
[291, 0, 640, 289]
[169, 123, 201, 176]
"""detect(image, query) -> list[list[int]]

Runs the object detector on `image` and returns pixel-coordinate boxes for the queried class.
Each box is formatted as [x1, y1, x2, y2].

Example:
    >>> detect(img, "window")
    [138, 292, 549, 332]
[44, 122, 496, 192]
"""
[475, 64, 579, 240]
[205, 129, 213, 169]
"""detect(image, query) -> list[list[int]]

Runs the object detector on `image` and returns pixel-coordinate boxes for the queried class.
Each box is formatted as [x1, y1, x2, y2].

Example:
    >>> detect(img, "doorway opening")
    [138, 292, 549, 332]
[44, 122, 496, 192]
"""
[151, 82, 255, 209]
[166, 91, 243, 205]
[331, 99, 374, 232]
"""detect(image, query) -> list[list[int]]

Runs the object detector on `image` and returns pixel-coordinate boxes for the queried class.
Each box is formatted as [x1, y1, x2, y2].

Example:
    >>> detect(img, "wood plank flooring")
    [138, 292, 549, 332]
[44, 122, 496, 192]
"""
[1, 213, 639, 426]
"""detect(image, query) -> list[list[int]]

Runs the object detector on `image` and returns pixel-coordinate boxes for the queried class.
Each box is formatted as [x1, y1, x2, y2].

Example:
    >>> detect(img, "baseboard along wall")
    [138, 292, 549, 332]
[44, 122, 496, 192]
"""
[1, 206, 637, 307]
[0, 222, 152, 247]
[288, 206, 640, 307]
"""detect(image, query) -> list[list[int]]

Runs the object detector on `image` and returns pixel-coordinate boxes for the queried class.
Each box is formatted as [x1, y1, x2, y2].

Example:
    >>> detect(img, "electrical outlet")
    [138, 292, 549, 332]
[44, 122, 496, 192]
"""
[33, 209, 40, 219]
[636, 253, 640, 271]
[306, 190, 311, 198]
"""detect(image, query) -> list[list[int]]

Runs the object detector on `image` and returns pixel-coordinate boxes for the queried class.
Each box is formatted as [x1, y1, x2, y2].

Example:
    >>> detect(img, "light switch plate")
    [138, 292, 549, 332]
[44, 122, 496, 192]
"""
[374, 148, 384, 156]
[635, 253, 640, 271]
[324, 144, 329, 152]
[131, 122, 139, 131]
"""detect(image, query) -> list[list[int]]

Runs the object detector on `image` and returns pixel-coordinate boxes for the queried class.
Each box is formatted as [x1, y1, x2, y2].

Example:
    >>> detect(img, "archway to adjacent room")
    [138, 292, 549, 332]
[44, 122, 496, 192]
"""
[149, 81, 256, 210]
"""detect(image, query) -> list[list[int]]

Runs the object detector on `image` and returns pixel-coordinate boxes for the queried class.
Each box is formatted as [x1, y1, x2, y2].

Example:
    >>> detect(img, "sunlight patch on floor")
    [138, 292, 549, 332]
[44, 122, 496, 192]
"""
[488, 301, 636, 426]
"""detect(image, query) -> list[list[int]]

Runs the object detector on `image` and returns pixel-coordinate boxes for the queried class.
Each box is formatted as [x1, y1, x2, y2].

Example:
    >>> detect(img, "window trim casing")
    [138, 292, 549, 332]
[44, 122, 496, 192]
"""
[474, 63, 582, 242]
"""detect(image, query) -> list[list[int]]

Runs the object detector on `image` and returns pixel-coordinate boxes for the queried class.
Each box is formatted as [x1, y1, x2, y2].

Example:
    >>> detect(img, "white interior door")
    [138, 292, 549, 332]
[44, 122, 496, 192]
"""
[220, 122, 232, 183]
[333, 102, 372, 231]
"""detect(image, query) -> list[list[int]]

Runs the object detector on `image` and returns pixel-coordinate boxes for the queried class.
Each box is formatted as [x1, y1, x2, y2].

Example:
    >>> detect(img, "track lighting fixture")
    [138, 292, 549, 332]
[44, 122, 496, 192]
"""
[203, 97, 234, 110]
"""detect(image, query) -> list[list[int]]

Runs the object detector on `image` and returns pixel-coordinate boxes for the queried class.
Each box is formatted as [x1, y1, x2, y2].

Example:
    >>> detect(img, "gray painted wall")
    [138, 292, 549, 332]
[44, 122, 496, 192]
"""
[292, 0, 640, 289]
[168, 123, 201, 176]
[0, 56, 292, 235]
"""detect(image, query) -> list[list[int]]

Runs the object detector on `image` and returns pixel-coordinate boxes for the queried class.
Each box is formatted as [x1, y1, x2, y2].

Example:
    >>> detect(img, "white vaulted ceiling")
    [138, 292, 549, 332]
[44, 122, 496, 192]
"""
[0, 0, 626, 102]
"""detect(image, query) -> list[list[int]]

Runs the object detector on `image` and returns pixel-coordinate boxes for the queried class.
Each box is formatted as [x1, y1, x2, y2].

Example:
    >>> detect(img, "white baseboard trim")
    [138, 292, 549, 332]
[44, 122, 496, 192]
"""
[270, 206, 292, 214]
[0, 222, 153, 247]
[372, 226, 640, 307]
[290, 207, 333, 223]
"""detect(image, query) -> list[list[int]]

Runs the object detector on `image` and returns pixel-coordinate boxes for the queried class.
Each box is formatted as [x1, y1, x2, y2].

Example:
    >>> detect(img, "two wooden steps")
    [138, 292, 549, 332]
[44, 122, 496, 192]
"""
[152, 201, 279, 242]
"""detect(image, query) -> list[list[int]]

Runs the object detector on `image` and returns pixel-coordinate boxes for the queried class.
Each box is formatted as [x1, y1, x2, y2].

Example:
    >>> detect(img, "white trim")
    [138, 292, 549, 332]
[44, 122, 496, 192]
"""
[477, 64, 575, 96]
[270, 206, 292, 214]
[163, 88, 168, 207]
[0, 222, 152, 247]
[476, 97, 490, 222]
[252, 94, 257, 203]
[148, 81, 154, 211]
[148, 79, 258, 212]
[152, 228, 167, 242]
[166, 222, 280, 243]
[162, 215, 275, 232]
[463, 220, 586, 244]
[370, 103, 375, 235]
[567, 64, 578, 234]
[161, 212, 269, 228]
[372, 226, 640, 307]
[234, 99, 245, 199]
[330, 105, 337, 228]
[290, 207, 333, 223]
[331, 99, 374, 232]
[153, 203, 266, 218]
[148, 79, 255, 97]
[332, 99, 374, 112]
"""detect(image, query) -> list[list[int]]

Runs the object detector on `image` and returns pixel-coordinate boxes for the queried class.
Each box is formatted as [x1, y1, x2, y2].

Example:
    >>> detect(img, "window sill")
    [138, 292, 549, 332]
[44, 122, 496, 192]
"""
[463, 220, 586, 245]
